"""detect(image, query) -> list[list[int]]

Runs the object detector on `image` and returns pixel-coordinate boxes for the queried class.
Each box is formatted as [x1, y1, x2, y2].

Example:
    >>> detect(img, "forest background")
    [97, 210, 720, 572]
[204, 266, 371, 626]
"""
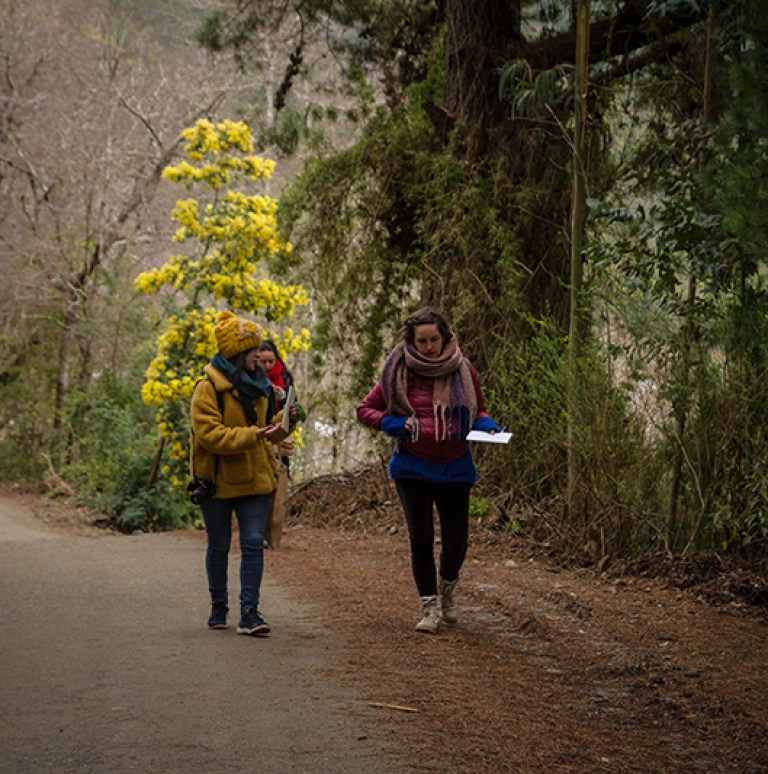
[2, 0, 767, 567]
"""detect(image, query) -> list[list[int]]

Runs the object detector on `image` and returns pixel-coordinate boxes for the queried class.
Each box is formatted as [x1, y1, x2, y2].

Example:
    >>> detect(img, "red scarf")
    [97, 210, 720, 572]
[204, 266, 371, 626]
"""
[266, 359, 285, 392]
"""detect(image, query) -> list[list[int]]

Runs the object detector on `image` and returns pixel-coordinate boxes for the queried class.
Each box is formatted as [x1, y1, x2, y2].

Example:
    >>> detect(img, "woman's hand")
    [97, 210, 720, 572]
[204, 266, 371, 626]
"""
[404, 417, 414, 433]
[255, 424, 282, 441]
[472, 417, 502, 436]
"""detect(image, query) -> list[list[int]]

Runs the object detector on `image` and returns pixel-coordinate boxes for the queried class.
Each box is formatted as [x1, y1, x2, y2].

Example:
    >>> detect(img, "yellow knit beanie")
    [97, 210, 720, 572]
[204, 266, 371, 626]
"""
[215, 311, 262, 360]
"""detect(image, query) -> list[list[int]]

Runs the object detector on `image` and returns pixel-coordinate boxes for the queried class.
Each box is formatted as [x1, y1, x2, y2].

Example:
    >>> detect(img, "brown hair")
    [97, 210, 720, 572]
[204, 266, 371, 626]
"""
[400, 306, 452, 346]
[258, 339, 293, 382]
[228, 347, 260, 374]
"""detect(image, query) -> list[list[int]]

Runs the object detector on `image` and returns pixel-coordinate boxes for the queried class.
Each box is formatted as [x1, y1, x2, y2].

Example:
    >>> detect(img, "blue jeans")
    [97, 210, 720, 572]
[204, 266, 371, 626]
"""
[199, 494, 270, 613]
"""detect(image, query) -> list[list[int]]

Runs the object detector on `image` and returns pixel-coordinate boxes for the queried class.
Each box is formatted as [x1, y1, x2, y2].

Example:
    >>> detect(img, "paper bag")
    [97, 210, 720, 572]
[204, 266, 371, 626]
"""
[265, 458, 288, 548]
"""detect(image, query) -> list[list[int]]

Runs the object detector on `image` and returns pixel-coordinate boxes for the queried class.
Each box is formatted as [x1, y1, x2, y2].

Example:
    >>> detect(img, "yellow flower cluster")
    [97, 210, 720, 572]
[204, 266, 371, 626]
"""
[141, 309, 218, 406]
[135, 254, 196, 295]
[184, 118, 254, 156]
[136, 118, 312, 492]
[156, 402, 192, 491]
[162, 120, 275, 190]
[288, 327, 313, 353]
[201, 276, 309, 320]
[261, 326, 313, 355]
[291, 427, 306, 449]
[169, 192, 284, 260]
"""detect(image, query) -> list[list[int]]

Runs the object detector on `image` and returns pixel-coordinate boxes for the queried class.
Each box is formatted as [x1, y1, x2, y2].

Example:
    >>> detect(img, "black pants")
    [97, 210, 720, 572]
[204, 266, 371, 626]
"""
[395, 478, 471, 597]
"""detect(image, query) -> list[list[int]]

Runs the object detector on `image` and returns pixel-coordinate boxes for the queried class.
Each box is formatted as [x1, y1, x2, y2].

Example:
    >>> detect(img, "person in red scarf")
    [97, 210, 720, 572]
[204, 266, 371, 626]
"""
[258, 340, 297, 478]
[257, 340, 292, 408]
[357, 307, 500, 634]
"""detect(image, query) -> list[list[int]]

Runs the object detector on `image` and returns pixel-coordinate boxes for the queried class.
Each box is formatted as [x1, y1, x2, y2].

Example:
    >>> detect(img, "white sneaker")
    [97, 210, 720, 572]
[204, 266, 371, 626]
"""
[415, 595, 441, 634]
[439, 577, 459, 624]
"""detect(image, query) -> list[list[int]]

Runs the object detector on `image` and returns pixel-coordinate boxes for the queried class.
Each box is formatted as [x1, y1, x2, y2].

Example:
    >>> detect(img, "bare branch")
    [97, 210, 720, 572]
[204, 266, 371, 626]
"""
[118, 96, 164, 151]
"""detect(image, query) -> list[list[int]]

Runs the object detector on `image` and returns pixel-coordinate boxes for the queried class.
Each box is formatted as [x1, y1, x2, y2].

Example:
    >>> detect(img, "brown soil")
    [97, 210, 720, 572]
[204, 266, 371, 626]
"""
[10, 473, 768, 773]
[271, 467, 768, 774]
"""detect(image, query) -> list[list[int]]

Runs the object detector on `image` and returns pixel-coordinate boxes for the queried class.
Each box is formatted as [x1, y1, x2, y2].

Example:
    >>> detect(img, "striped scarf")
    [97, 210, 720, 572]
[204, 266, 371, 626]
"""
[381, 335, 477, 441]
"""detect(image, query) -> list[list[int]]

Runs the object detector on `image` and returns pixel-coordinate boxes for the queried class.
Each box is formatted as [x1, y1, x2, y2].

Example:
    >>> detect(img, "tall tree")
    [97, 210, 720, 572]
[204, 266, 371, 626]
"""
[202, 0, 709, 343]
[0, 0, 231, 450]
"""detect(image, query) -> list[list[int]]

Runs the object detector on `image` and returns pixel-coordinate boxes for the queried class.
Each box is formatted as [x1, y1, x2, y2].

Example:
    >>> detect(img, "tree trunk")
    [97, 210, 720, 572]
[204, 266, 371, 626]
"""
[302, 418, 315, 480]
[666, 277, 696, 551]
[53, 298, 80, 440]
[146, 434, 166, 491]
[443, 0, 520, 124]
[666, 8, 714, 550]
[76, 293, 94, 393]
[567, 0, 590, 514]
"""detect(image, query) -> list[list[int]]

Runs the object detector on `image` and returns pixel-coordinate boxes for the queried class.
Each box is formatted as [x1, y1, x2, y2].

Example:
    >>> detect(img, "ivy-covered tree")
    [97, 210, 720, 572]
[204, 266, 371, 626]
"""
[200, 1, 710, 359]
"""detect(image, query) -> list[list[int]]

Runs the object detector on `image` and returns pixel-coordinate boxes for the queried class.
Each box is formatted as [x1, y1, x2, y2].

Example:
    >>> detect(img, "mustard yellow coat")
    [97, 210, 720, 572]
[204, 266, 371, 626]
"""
[190, 364, 292, 499]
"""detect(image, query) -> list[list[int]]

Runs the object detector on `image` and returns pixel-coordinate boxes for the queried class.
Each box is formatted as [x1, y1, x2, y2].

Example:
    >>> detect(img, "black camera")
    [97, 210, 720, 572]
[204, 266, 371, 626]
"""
[187, 476, 215, 504]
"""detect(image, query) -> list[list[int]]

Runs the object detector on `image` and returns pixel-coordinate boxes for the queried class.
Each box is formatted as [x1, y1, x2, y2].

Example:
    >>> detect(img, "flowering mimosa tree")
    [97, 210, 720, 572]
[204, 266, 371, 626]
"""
[136, 119, 310, 490]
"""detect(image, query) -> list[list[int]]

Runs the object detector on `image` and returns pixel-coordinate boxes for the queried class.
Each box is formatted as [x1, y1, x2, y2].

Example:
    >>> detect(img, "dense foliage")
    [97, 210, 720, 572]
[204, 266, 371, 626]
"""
[200, 0, 768, 562]
[2, 0, 768, 563]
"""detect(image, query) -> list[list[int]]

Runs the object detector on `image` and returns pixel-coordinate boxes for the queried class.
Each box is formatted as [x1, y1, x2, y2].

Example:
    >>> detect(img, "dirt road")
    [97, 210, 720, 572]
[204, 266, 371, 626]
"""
[3, 483, 768, 774]
[269, 524, 768, 774]
[0, 497, 407, 774]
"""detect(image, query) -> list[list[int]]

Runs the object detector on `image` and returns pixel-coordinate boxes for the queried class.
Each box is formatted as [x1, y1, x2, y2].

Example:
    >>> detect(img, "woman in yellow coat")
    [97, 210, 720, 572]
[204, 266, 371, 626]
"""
[190, 311, 294, 636]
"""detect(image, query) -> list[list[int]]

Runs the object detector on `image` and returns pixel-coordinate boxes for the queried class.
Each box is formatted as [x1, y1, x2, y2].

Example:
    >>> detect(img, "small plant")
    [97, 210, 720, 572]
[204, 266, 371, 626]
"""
[469, 496, 494, 520]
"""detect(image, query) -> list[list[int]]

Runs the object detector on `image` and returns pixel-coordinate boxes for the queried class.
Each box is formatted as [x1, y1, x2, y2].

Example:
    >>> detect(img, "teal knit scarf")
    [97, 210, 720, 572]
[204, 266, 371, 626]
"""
[211, 352, 275, 424]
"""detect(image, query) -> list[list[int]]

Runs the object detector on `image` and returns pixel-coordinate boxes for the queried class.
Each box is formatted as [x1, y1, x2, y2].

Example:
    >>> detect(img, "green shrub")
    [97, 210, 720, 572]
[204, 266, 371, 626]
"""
[0, 333, 56, 482]
[62, 370, 197, 532]
[479, 314, 666, 555]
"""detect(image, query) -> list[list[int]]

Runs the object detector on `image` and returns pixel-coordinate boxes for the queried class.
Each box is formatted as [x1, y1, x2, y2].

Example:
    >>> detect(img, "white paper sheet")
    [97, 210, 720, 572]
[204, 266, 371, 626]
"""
[465, 430, 513, 444]
[280, 385, 296, 431]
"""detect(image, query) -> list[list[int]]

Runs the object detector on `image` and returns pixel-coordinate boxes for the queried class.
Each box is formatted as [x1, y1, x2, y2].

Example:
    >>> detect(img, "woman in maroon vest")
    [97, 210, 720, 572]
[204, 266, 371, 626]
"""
[357, 307, 500, 633]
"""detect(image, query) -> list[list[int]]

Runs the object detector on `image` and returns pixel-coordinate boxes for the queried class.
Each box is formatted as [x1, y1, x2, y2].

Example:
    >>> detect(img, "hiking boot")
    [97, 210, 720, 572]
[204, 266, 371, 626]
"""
[415, 595, 441, 634]
[207, 602, 228, 629]
[237, 608, 271, 636]
[438, 576, 459, 624]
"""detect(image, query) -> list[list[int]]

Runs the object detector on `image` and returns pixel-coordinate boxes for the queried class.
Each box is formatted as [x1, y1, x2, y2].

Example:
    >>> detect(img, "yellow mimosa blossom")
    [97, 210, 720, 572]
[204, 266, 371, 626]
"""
[138, 119, 310, 491]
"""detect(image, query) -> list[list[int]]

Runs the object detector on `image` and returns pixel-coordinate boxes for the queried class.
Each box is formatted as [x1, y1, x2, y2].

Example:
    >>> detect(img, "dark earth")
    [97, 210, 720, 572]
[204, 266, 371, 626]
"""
[2, 465, 767, 773]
